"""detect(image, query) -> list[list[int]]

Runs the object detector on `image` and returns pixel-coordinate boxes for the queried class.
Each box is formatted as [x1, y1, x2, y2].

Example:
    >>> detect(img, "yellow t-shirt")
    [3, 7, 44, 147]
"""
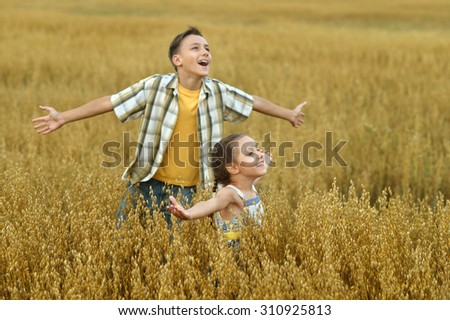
[153, 84, 200, 186]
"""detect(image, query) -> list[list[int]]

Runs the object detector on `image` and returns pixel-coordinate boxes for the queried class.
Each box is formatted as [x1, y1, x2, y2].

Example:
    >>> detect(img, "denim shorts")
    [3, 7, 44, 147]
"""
[116, 178, 196, 229]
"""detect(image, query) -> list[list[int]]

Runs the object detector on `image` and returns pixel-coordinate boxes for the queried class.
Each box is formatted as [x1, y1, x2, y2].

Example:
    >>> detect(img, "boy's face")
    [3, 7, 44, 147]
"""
[172, 35, 211, 78]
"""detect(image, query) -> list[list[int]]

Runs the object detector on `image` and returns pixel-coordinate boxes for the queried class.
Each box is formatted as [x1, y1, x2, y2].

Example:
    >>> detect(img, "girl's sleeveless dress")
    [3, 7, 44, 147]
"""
[214, 184, 264, 242]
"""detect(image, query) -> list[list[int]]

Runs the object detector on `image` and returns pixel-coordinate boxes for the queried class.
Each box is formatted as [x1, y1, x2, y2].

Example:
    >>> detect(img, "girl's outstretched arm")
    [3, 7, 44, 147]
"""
[32, 96, 113, 135]
[167, 188, 238, 220]
[252, 96, 307, 128]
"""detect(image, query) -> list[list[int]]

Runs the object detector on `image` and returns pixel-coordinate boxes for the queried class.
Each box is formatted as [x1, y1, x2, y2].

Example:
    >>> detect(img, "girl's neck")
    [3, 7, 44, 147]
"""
[228, 177, 256, 196]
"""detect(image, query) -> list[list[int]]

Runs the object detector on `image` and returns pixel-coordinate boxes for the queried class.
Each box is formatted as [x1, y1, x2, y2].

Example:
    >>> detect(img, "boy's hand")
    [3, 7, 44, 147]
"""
[291, 101, 307, 128]
[166, 196, 192, 220]
[32, 106, 65, 135]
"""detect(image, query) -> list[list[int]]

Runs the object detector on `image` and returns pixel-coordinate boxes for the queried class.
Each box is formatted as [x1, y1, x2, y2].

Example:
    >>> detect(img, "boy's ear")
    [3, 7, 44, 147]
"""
[226, 163, 239, 175]
[172, 54, 182, 68]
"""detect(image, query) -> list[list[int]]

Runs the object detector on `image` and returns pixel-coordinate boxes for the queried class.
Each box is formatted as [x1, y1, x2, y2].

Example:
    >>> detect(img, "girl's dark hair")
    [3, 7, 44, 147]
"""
[168, 26, 203, 70]
[210, 133, 246, 192]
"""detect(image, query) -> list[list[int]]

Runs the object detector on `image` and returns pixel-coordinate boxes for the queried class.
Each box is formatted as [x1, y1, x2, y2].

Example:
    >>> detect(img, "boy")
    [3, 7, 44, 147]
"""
[32, 27, 307, 226]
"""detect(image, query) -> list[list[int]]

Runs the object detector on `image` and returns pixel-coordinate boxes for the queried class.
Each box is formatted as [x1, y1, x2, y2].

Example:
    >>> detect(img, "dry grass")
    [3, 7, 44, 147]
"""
[0, 0, 449, 299]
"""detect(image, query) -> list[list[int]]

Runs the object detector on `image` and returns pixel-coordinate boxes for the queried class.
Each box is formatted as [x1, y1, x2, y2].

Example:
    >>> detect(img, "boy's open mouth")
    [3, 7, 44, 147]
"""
[198, 60, 209, 66]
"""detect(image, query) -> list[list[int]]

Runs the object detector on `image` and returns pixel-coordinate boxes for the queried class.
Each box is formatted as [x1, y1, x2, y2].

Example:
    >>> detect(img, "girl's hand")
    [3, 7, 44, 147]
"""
[166, 196, 192, 220]
[32, 105, 65, 135]
[291, 101, 307, 128]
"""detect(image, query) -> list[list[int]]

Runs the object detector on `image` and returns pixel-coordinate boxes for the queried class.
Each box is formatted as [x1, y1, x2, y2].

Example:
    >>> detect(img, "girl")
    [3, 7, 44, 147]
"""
[166, 133, 270, 242]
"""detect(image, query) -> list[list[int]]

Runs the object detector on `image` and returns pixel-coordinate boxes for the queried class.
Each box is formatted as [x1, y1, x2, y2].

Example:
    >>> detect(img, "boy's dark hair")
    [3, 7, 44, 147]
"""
[168, 27, 203, 71]
[210, 133, 246, 192]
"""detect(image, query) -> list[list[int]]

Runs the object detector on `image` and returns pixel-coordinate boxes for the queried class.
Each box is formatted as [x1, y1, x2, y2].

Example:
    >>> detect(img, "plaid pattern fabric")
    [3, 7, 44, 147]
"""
[111, 73, 253, 186]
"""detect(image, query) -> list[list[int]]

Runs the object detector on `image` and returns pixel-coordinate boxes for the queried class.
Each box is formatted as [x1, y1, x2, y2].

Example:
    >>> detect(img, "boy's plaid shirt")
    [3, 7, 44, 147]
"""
[111, 73, 253, 187]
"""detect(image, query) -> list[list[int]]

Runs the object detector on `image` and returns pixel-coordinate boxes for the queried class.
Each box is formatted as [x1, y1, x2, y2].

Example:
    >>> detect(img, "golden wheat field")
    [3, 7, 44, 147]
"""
[1, 0, 449, 300]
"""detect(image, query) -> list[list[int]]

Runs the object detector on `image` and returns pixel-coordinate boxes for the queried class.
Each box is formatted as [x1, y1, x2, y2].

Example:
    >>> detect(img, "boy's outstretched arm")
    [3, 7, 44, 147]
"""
[252, 96, 307, 128]
[32, 95, 113, 135]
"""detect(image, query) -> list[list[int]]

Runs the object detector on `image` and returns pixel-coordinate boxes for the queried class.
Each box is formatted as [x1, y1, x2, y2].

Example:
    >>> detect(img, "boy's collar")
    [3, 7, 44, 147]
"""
[169, 73, 213, 96]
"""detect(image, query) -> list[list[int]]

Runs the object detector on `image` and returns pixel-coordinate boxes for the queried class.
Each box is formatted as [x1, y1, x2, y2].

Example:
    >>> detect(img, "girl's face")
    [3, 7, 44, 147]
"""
[233, 136, 268, 178]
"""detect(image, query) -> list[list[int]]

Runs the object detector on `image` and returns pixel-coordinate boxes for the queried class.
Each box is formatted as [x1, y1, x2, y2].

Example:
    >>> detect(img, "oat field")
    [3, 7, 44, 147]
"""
[1, 0, 449, 299]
